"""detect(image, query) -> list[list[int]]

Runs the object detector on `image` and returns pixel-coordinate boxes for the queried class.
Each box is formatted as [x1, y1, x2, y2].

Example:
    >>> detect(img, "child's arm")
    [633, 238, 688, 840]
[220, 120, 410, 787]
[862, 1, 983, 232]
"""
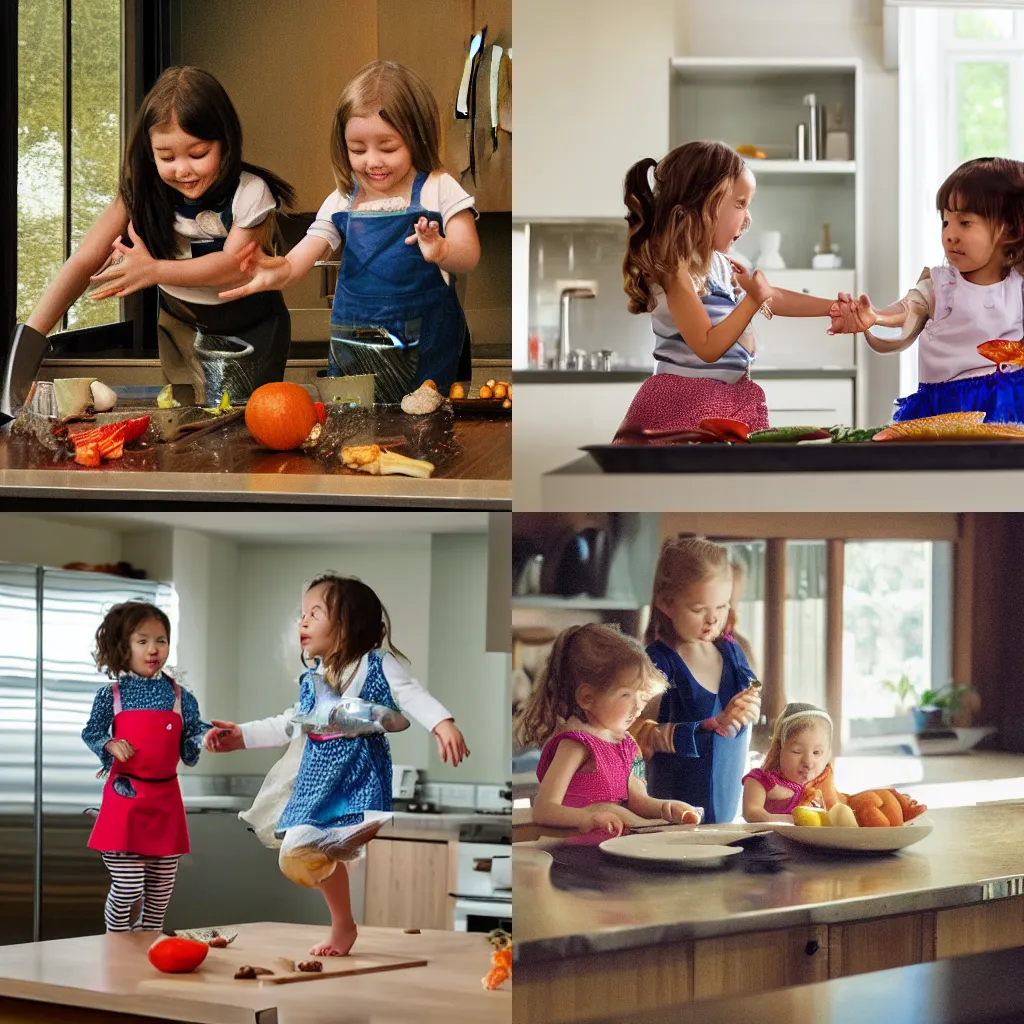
[26, 198, 130, 334]
[218, 234, 331, 300]
[742, 777, 793, 822]
[405, 210, 481, 274]
[625, 773, 701, 824]
[663, 261, 771, 363]
[380, 652, 470, 766]
[88, 220, 274, 299]
[630, 690, 759, 761]
[204, 708, 296, 753]
[178, 690, 213, 767]
[80, 685, 130, 770]
[533, 738, 626, 834]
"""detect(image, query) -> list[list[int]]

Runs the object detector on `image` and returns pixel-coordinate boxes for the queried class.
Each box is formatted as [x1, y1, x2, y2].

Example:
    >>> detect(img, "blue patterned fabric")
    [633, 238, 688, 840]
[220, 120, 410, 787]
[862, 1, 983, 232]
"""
[276, 650, 399, 833]
[893, 369, 1024, 423]
[81, 674, 211, 771]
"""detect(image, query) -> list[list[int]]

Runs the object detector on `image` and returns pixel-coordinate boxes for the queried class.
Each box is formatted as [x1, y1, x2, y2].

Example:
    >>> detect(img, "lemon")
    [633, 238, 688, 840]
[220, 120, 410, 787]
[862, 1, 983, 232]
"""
[793, 807, 829, 827]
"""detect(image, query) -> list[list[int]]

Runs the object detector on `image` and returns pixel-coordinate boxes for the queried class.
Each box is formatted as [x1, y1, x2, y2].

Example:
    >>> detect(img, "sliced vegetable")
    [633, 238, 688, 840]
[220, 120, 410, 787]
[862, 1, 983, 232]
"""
[828, 425, 885, 444]
[313, 401, 327, 425]
[156, 384, 181, 409]
[73, 445, 101, 468]
[698, 418, 750, 443]
[748, 425, 831, 443]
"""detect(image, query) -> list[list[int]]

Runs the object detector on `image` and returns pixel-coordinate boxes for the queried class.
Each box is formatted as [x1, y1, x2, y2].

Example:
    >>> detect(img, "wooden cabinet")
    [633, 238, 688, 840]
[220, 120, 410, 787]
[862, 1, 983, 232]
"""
[363, 838, 453, 930]
[829, 912, 935, 978]
[377, 0, 510, 212]
[515, 0, 673, 219]
[935, 897, 1024, 959]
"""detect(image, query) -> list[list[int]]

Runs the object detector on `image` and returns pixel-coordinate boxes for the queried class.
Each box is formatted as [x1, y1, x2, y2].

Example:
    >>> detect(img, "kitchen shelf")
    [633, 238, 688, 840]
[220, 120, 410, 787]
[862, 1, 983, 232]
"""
[511, 596, 645, 611]
[748, 160, 855, 175]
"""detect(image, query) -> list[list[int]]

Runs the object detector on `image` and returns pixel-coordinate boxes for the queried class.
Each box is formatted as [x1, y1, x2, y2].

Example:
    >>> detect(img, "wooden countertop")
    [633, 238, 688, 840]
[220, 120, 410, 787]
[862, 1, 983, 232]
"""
[513, 802, 1024, 963]
[0, 922, 509, 1024]
[0, 409, 510, 509]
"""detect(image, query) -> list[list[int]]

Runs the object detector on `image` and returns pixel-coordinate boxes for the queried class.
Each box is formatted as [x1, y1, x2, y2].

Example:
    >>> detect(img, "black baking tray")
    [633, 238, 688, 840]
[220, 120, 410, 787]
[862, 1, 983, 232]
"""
[581, 440, 1024, 474]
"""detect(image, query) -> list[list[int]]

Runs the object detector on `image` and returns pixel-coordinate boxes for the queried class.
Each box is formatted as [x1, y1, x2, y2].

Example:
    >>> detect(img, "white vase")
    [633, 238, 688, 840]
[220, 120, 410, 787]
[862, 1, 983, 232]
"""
[755, 231, 786, 270]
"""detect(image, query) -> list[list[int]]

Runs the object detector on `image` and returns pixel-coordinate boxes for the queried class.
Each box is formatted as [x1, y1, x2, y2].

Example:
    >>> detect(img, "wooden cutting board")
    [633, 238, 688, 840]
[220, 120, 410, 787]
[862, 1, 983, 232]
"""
[175, 949, 428, 987]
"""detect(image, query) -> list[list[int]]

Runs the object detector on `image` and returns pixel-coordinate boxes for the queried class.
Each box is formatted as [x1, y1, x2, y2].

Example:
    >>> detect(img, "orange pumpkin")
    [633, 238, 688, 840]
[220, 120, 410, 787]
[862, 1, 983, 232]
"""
[244, 383, 319, 451]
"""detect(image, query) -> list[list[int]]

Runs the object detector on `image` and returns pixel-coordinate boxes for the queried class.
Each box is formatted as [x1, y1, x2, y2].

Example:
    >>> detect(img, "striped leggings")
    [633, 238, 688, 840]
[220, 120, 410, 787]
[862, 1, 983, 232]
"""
[100, 853, 180, 932]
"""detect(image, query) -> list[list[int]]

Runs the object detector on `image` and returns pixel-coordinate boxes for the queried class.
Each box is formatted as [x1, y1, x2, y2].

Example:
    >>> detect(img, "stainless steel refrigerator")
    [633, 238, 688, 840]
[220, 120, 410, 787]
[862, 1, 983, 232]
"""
[0, 562, 175, 944]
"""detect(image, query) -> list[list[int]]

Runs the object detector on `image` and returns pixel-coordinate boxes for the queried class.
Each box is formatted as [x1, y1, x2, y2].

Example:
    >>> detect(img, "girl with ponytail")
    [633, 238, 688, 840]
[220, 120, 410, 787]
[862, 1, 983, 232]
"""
[517, 623, 700, 835]
[616, 141, 837, 440]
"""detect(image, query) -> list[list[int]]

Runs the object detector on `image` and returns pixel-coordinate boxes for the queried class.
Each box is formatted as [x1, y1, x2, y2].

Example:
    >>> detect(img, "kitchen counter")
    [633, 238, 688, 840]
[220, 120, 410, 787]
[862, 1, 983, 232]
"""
[513, 803, 1024, 1023]
[515, 367, 857, 384]
[0, 409, 510, 509]
[0, 923, 509, 1023]
[539, 447, 1024, 511]
[383, 812, 511, 843]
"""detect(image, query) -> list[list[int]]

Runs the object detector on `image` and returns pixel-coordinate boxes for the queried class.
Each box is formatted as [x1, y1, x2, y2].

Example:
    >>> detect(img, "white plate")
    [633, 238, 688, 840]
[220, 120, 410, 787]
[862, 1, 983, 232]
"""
[775, 816, 933, 853]
[600, 834, 744, 868]
[629, 825, 753, 845]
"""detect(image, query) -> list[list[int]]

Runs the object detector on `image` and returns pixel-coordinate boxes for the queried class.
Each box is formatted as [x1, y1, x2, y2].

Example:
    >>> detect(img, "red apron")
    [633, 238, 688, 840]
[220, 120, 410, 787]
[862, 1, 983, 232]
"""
[87, 680, 190, 856]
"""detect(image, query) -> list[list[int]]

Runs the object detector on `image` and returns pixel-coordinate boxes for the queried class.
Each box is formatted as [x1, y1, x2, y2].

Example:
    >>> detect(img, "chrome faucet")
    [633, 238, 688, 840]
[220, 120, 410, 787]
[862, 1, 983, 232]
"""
[559, 285, 597, 369]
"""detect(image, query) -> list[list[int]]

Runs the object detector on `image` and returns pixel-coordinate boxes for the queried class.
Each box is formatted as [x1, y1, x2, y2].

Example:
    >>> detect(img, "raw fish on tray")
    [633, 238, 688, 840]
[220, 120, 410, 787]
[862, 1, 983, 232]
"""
[290, 696, 408, 737]
[873, 412, 1024, 441]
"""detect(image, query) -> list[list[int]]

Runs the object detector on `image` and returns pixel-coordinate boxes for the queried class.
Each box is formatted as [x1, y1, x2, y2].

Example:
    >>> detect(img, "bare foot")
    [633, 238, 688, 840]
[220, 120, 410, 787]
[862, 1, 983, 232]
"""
[310, 925, 356, 957]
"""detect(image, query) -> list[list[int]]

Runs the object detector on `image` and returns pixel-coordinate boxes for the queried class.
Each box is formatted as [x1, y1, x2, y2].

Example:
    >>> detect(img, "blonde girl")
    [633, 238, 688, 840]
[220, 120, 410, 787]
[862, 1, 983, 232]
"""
[630, 537, 761, 823]
[221, 61, 481, 402]
[517, 624, 701, 836]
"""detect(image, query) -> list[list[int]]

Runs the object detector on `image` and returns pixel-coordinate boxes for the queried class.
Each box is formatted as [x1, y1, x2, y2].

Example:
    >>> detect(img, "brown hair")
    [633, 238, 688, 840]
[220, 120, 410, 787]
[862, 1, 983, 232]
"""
[94, 601, 171, 679]
[513, 624, 667, 749]
[936, 157, 1024, 272]
[622, 141, 747, 313]
[120, 65, 295, 261]
[330, 61, 443, 196]
[760, 703, 832, 775]
[305, 574, 406, 689]
[645, 536, 732, 646]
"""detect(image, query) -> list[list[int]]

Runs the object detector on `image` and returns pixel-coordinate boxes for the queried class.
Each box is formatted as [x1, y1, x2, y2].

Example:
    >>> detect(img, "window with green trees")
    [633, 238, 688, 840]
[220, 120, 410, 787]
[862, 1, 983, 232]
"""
[17, 0, 121, 331]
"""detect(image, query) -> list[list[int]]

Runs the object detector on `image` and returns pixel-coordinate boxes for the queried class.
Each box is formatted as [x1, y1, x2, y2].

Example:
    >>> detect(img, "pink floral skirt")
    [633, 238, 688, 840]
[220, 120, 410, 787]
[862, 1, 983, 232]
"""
[614, 373, 769, 442]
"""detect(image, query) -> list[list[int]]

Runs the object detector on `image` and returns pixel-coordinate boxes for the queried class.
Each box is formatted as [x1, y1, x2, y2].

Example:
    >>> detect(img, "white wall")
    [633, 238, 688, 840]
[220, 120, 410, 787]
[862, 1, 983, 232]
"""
[0, 515, 122, 567]
[674, 0, 901, 425]
[428, 534, 511, 784]
[221, 538, 435, 776]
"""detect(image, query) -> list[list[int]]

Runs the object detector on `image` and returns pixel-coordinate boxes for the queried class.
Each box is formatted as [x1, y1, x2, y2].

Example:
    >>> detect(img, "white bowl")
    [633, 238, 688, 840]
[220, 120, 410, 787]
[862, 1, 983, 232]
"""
[600, 833, 744, 869]
[775, 816, 933, 853]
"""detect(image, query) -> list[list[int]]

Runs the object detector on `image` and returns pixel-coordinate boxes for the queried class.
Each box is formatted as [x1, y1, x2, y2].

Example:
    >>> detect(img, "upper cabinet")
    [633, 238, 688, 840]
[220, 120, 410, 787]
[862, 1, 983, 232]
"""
[514, 0, 673, 221]
[377, 0, 511, 212]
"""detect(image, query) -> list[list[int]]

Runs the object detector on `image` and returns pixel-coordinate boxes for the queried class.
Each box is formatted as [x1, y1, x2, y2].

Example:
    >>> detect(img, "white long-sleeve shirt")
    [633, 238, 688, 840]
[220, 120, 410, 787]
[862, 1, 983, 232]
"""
[240, 651, 451, 750]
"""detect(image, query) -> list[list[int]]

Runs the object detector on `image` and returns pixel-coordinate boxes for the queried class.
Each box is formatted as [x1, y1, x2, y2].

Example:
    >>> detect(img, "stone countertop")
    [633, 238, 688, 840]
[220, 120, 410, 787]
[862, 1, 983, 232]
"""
[514, 368, 857, 384]
[512, 803, 1024, 964]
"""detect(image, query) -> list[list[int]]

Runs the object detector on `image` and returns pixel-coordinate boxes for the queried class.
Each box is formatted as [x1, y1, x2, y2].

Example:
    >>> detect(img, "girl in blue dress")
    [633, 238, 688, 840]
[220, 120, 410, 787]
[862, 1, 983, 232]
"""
[631, 537, 762, 824]
[220, 61, 482, 403]
[204, 574, 470, 957]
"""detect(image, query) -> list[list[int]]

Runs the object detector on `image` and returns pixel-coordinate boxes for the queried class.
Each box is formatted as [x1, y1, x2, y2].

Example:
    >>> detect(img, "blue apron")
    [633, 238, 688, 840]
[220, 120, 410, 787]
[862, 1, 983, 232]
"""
[327, 172, 466, 404]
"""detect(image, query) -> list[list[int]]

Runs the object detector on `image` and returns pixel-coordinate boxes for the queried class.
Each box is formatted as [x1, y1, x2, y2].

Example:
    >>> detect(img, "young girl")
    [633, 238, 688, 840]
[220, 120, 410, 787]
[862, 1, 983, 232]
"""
[81, 601, 209, 933]
[515, 623, 701, 836]
[828, 157, 1024, 422]
[23, 66, 296, 403]
[204, 574, 469, 957]
[742, 703, 836, 822]
[616, 140, 837, 438]
[220, 61, 481, 403]
[630, 537, 762, 825]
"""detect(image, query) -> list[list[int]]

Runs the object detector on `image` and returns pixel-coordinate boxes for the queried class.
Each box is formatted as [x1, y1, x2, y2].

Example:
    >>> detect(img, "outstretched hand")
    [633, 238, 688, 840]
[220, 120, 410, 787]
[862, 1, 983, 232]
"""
[204, 719, 244, 753]
[828, 292, 877, 335]
[404, 216, 450, 264]
[219, 241, 291, 300]
[89, 222, 156, 300]
[433, 718, 470, 766]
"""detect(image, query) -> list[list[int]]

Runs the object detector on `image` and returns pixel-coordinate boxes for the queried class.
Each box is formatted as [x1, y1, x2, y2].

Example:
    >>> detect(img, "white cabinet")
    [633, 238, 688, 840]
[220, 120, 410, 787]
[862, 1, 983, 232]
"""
[514, 0, 674, 219]
[758, 377, 854, 427]
[513, 382, 638, 511]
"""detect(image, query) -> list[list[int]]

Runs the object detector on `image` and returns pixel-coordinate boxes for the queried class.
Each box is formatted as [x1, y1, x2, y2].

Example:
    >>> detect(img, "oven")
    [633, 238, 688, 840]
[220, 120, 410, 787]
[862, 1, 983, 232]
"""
[450, 840, 512, 933]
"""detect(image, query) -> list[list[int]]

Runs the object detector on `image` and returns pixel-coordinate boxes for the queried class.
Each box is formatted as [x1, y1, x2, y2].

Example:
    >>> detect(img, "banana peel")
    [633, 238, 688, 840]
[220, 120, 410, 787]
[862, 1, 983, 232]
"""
[203, 390, 232, 415]
[340, 444, 435, 478]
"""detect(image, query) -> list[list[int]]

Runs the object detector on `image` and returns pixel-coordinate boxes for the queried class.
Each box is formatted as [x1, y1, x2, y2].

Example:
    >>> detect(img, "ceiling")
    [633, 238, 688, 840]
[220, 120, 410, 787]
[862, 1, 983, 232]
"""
[32, 511, 489, 543]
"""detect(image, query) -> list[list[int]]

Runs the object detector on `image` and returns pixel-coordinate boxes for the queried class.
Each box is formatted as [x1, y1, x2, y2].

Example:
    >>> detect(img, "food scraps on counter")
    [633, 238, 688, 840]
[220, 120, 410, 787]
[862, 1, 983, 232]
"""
[67, 415, 151, 466]
[156, 383, 181, 409]
[340, 444, 435, 478]
[203, 389, 233, 415]
[483, 930, 511, 991]
[234, 965, 273, 980]
[401, 380, 447, 415]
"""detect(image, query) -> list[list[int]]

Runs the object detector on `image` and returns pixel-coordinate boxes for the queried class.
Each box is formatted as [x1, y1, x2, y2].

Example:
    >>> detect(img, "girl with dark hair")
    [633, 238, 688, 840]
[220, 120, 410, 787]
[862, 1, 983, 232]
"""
[616, 140, 836, 438]
[82, 600, 209, 933]
[829, 156, 1024, 422]
[25, 65, 296, 402]
[204, 574, 469, 958]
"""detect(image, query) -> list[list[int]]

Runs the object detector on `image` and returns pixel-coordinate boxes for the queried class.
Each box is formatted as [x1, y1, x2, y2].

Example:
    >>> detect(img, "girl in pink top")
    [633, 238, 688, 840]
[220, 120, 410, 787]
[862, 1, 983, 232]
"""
[515, 624, 701, 836]
[742, 703, 834, 822]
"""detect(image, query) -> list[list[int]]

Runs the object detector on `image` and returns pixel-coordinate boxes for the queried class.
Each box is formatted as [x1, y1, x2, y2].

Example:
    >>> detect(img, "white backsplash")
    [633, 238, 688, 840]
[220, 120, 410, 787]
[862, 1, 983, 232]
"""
[421, 782, 511, 811]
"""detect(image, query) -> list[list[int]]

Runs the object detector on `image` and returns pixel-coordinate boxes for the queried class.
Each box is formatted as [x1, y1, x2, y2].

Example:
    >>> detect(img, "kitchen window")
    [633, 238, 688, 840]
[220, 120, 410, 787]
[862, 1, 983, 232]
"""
[17, 0, 122, 331]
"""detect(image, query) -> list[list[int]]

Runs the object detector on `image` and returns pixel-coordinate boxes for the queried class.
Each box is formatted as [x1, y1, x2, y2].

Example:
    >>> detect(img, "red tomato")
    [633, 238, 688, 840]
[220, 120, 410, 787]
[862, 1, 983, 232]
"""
[147, 936, 209, 973]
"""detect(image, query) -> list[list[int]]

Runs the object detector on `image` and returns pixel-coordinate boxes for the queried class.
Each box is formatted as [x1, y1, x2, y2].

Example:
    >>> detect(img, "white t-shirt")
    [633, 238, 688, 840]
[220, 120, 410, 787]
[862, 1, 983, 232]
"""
[306, 171, 476, 285]
[239, 651, 452, 749]
[161, 170, 277, 305]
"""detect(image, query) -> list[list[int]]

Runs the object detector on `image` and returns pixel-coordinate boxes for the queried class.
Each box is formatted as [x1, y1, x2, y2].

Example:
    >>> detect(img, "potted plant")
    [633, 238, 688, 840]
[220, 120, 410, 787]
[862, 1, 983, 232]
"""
[880, 676, 977, 733]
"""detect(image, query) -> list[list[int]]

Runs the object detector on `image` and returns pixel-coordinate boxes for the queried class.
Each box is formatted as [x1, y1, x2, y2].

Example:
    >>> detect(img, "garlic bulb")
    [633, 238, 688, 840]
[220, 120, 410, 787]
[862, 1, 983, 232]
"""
[89, 380, 118, 412]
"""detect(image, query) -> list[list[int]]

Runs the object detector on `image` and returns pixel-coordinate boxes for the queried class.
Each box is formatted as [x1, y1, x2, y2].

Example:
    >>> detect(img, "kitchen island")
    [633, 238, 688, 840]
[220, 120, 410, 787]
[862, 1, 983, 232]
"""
[513, 803, 1024, 1024]
[0, 410, 510, 509]
[538, 446, 1024, 512]
[0, 923, 509, 1023]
